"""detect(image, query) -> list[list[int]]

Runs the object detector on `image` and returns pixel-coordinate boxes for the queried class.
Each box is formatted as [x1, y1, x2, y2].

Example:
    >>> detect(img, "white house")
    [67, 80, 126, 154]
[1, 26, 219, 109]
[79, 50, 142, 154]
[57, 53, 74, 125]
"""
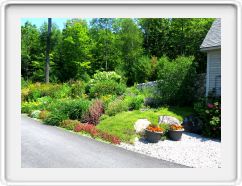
[200, 18, 221, 97]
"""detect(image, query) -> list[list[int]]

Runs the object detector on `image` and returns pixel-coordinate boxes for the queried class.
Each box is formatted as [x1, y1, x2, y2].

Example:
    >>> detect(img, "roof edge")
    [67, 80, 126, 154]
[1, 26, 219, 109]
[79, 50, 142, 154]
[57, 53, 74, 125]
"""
[200, 46, 221, 52]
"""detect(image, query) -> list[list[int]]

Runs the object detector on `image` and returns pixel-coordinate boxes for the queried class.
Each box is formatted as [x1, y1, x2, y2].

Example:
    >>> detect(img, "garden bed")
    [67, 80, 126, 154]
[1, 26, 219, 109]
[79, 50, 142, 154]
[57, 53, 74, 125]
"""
[117, 132, 221, 168]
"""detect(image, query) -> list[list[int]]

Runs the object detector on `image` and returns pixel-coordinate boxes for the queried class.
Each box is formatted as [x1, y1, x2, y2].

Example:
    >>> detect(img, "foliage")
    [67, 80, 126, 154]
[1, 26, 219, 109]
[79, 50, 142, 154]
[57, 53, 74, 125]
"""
[57, 99, 91, 121]
[30, 110, 41, 118]
[89, 80, 126, 98]
[91, 71, 122, 83]
[56, 19, 93, 81]
[133, 56, 152, 83]
[74, 123, 121, 144]
[44, 112, 68, 126]
[83, 99, 105, 125]
[60, 119, 80, 130]
[69, 80, 86, 98]
[157, 56, 197, 106]
[159, 123, 170, 133]
[21, 101, 41, 115]
[124, 95, 144, 110]
[98, 107, 191, 143]
[21, 18, 214, 83]
[39, 110, 50, 120]
[105, 98, 129, 116]
[116, 18, 144, 86]
[90, 18, 120, 72]
[139, 18, 214, 73]
[194, 98, 221, 138]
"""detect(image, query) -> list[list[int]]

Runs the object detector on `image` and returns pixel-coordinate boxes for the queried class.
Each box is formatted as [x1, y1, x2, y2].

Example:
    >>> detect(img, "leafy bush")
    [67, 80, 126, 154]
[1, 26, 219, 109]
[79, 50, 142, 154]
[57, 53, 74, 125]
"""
[157, 56, 197, 106]
[60, 119, 80, 130]
[100, 94, 117, 109]
[83, 99, 104, 125]
[44, 112, 68, 126]
[53, 83, 71, 98]
[92, 71, 122, 83]
[89, 80, 126, 98]
[194, 98, 221, 138]
[88, 71, 126, 98]
[124, 95, 144, 110]
[58, 99, 91, 121]
[21, 101, 41, 114]
[39, 110, 50, 120]
[74, 123, 121, 144]
[69, 80, 86, 98]
[30, 110, 41, 118]
[105, 98, 129, 116]
[133, 56, 152, 83]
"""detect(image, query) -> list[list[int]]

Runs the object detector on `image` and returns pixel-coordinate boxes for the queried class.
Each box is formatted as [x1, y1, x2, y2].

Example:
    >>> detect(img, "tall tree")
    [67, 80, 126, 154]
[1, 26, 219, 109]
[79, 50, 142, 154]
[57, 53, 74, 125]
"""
[57, 19, 93, 81]
[116, 19, 143, 85]
[90, 18, 119, 73]
[45, 18, 52, 83]
[21, 22, 40, 80]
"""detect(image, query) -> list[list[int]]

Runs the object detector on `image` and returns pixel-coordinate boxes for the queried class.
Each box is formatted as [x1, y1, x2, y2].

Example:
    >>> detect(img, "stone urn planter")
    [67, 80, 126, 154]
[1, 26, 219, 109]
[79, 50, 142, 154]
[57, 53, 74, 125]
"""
[144, 125, 164, 143]
[168, 124, 184, 141]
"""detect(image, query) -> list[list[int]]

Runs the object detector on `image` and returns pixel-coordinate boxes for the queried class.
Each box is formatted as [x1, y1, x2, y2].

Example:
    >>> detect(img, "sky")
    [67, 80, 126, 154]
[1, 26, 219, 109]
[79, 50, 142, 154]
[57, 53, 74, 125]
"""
[21, 18, 90, 30]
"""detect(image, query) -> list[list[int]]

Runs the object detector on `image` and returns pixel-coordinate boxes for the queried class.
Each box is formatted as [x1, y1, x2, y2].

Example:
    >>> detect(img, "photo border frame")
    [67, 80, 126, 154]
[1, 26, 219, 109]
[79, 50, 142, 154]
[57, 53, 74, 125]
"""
[0, 0, 241, 185]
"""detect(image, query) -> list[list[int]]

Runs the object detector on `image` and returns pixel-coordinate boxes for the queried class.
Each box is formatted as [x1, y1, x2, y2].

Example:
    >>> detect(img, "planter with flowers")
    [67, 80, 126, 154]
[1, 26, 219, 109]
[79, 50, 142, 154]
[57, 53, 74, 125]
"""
[144, 124, 164, 143]
[168, 124, 184, 141]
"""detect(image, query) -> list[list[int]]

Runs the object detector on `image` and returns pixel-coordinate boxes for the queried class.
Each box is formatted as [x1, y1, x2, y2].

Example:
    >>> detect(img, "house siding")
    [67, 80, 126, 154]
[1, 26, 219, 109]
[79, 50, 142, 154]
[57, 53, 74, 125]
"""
[206, 50, 221, 96]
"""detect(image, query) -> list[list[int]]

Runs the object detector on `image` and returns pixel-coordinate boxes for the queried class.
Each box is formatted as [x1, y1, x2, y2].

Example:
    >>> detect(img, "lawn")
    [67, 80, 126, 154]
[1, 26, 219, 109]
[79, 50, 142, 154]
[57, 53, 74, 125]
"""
[97, 107, 193, 143]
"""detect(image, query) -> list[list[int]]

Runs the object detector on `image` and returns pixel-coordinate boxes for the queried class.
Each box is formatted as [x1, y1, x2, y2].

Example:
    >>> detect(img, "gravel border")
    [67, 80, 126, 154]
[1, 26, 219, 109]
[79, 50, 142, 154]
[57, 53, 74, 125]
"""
[117, 132, 221, 168]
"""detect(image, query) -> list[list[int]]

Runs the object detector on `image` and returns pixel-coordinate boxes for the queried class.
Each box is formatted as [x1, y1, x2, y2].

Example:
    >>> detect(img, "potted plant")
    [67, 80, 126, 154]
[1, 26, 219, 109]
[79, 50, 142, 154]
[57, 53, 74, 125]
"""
[168, 124, 184, 141]
[144, 124, 164, 143]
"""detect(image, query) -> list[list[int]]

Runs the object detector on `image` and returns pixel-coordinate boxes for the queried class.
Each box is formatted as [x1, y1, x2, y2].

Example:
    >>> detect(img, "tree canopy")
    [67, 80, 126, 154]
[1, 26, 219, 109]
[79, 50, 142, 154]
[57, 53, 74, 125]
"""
[21, 18, 214, 84]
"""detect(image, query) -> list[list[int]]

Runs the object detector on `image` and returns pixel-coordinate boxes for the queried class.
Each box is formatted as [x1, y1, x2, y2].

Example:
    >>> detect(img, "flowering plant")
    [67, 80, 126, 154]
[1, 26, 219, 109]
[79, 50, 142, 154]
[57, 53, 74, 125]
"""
[170, 124, 184, 131]
[146, 124, 164, 133]
[194, 98, 221, 138]
[74, 123, 121, 144]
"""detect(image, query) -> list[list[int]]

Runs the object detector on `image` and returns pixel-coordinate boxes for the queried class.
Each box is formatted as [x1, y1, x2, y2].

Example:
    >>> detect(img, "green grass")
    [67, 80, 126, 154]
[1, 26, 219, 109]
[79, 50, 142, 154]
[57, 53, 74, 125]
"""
[97, 107, 193, 143]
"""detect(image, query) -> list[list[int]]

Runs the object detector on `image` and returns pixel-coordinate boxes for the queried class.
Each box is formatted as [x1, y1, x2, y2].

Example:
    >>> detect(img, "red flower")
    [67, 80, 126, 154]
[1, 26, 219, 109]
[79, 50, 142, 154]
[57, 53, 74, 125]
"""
[207, 103, 214, 108]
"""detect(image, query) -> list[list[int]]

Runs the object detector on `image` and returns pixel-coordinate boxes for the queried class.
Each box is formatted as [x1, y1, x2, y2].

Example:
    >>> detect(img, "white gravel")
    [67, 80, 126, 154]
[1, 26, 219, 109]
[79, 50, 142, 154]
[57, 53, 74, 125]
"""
[117, 132, 221, 168]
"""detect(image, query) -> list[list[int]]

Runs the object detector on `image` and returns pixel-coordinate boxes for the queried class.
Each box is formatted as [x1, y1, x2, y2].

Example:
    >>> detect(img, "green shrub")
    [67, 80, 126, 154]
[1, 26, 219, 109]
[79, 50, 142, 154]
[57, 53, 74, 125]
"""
[194, 98, 221, 139]
[60, 119, 80, 130]
[92, 71, 122, 83]
[69, 80, 86, 98]
[54, 83, 71, 98]
[51, 99, 91, 121]
[106, 98, 129, 116]
[133, 56, 152, 83]
[157, 56, 197, 106]
[21, 101, 41, 114]
[30, 110, 41, 118]
[44, 112, 68, 126]
[89, 80, 126, 98]
[125, 95, 144, 110]
[39, 110, 50, 120]
[100, 94, 117, 110]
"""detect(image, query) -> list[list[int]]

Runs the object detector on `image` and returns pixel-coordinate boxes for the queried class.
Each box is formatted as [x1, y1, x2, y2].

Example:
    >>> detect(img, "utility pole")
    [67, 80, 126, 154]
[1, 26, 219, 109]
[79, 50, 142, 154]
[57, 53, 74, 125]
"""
[45, 18, 52, 83]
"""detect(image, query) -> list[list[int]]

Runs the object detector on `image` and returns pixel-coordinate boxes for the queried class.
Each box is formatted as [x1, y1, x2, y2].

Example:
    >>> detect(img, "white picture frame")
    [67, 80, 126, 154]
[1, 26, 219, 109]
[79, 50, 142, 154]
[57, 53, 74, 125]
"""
[1, 0, 242, 185]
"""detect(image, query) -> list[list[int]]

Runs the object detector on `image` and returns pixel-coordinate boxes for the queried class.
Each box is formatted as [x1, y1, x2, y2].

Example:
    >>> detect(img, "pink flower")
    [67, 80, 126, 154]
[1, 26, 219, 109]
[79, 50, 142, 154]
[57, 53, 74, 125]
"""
[207, 103, 214, 108]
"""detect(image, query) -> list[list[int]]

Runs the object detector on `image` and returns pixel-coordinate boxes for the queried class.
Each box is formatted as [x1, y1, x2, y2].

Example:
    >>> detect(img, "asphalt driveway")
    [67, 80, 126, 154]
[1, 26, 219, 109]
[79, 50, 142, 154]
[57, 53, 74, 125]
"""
[21, 115, 187, 168]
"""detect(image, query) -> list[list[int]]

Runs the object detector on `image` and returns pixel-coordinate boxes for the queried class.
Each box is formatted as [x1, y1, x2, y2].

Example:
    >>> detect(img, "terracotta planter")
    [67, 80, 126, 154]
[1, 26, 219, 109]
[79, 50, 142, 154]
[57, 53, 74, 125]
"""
[168, 129, 184, 141]
[145, 129, 163, 143]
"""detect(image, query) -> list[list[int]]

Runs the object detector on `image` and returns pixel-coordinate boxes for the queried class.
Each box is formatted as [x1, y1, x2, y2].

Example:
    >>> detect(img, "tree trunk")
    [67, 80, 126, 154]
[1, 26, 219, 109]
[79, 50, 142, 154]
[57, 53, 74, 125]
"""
[45, 18, 52, 83]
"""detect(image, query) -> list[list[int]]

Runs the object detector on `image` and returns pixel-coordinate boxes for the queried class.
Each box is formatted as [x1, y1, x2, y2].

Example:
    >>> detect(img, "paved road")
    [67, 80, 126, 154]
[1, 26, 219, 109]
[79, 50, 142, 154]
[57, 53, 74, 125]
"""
[21, 115, 187, 168]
